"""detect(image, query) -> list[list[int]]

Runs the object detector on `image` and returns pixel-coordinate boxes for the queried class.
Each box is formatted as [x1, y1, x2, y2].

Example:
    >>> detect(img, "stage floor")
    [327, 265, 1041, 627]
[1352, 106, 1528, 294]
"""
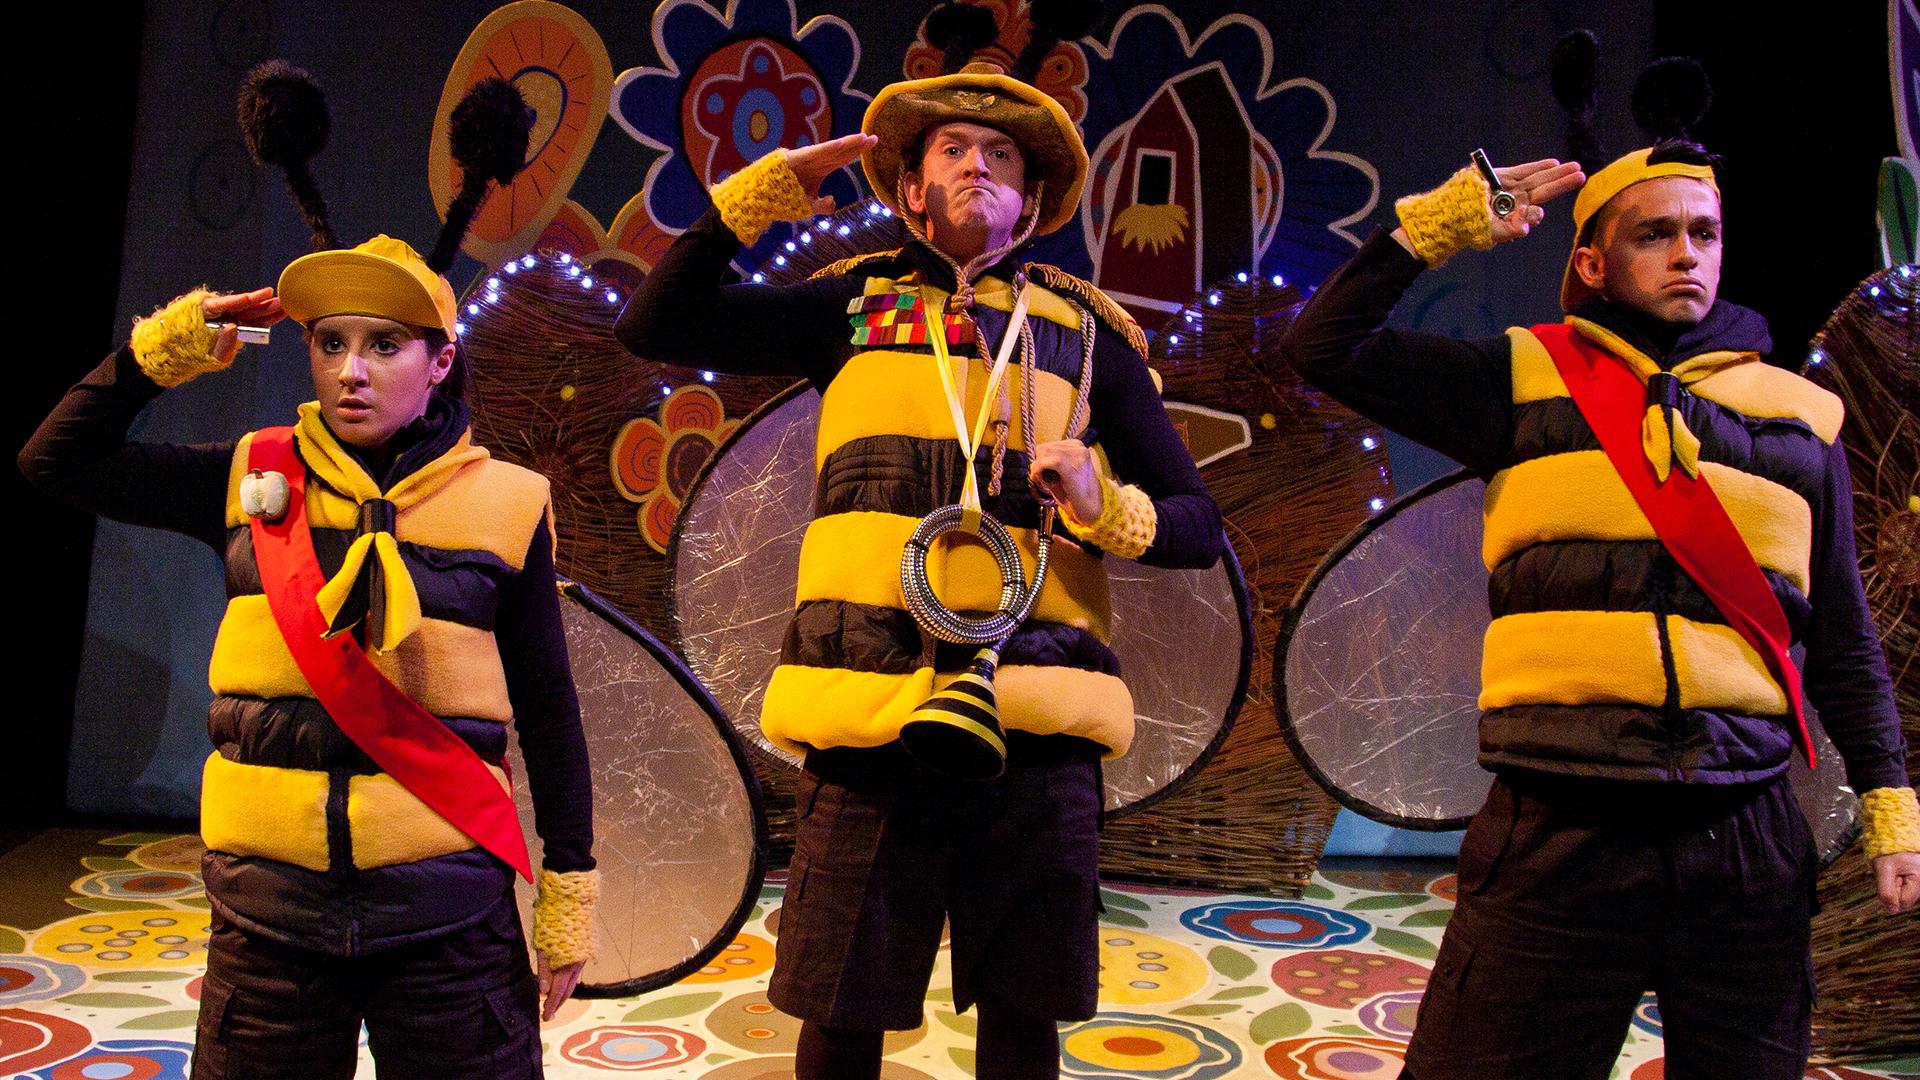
[1, 828, 1912, 1078]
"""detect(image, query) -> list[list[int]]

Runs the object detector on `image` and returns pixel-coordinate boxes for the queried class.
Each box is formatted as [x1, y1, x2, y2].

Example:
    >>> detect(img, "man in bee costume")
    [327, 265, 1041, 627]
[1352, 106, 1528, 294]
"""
[618, 57, 1223, 1080]
[20, 64, 596, 1078]
[1277, 130, 1920, 1078]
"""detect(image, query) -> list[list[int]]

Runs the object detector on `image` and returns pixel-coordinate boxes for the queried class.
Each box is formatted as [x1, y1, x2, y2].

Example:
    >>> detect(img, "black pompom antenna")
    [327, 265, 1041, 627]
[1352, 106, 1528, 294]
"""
[427, 78, 532, 275]
[924, 2, 1000, 75]
[1632, 56, 1712, 143]
[238, 60, 338, 251]
[1549, 30, 1601, 174]
[1014, 0, 1100, 84]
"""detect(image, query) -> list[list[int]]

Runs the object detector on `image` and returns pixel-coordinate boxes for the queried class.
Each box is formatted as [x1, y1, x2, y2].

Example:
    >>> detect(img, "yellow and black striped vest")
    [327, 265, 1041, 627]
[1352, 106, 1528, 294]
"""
[201, 425, 551, 873]
[760, 271, 1137, 756]
[1477, 319, 1843, 778]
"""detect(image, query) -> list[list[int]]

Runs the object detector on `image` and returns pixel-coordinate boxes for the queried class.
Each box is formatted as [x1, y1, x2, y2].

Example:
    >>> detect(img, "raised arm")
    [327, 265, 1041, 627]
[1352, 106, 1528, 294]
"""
[20, 288, 284, 549]
[1278, 157, 1584, 476]
[614, 136, 878, 384]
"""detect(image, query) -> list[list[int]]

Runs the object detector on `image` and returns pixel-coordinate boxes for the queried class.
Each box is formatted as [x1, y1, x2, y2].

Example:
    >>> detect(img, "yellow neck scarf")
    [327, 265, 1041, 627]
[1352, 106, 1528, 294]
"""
[1568, 318, 1755, 483]
[291, 402, 489, 651]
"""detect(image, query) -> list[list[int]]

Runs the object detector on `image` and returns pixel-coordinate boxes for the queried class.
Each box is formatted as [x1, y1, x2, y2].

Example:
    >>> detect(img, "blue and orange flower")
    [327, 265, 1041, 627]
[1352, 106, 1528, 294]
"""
[1060, 1013, 1241, 1079]
[559, 1025, 705, 1071]
[1180, 900, 1370, 949]
[610, 0, 870, 270]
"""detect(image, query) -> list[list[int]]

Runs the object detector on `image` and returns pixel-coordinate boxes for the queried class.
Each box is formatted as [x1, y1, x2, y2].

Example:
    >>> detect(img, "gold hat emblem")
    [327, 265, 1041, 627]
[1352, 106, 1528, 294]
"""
[950, 90, 996, 111]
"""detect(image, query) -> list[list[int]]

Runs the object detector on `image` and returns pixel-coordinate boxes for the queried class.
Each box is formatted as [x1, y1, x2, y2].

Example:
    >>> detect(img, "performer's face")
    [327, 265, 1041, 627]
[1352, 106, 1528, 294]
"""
[904, 122, 1036, 257]
[1573, 176, 1722, 325]
[307, 315, 455, 447]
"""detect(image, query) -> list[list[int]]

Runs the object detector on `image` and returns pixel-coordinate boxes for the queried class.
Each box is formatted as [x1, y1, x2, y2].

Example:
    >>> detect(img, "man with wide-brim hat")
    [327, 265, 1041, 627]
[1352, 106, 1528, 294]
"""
[619, 62, 1221, 1080]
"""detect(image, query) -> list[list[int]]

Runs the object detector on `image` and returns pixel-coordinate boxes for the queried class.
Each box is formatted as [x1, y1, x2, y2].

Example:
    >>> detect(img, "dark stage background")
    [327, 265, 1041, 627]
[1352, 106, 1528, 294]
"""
[9, 1, 1897, 823]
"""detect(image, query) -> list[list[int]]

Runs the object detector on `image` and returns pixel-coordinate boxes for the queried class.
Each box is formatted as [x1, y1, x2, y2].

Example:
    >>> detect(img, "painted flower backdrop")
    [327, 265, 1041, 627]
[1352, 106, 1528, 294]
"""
[611, 0, 871, 270]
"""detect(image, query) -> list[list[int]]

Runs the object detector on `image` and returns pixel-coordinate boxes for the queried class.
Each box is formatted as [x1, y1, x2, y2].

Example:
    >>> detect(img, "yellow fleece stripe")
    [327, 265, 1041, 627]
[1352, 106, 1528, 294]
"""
[816, 350, 1080, 468]
[208, 595, 514, 722]
[1667, 616, 1789, 715]
[1507, 327, 1572, 403]
[1483, 451, 1812, 593]
[1687, 362, 1844, 445]
[1480, 610, 1668, 709]
[224, 433, 258, 527]
[795, 511, 1113, 640]
[200, 753, 332, 872]
[762, 662, 1133, 755]
[347, 765, 510, 869]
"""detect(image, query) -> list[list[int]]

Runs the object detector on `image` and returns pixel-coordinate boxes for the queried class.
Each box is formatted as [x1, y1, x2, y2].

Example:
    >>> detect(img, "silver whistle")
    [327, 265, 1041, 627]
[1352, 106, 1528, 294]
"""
[1471, 148, 1517, 218]
[207, 322, 273, 345]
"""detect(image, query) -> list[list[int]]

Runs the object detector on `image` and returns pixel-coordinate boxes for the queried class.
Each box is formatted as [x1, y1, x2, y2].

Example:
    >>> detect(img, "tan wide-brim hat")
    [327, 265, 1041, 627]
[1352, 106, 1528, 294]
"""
[278, 234, 460, 336]
[862, 65, 1088, 238]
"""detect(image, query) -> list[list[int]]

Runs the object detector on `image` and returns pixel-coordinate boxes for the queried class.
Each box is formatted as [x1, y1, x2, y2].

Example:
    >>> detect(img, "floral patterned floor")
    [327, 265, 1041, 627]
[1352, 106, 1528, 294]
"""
[2, 829, 1913, 1079]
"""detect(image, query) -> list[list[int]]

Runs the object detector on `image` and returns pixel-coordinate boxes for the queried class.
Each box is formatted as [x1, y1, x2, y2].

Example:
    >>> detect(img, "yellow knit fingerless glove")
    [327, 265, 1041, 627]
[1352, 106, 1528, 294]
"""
[130, 289, 223, 388]
[1394, 167, 1495, 268]
[1060, 472, 1157, 559]
[711, 150, 816, 246]
[532, 868, 599, 969]
[1860, 786, 1920, 859]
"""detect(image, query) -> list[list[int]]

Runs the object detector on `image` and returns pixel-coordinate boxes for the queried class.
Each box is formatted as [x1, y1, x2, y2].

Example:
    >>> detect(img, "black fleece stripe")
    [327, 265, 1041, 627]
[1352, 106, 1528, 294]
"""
[223, 526, 511, 631]
[815, 434, 1060, 528]
[1488, 540, 1811, 631]
[1510, 397, 1827, 504]
[780, 599, 1118, 675]
[210, 696, 510, 774]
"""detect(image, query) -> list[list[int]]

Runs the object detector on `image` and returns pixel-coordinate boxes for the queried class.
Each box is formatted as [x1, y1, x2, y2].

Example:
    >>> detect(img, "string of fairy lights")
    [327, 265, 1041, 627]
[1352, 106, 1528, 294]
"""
[457, 196, 1395, 515]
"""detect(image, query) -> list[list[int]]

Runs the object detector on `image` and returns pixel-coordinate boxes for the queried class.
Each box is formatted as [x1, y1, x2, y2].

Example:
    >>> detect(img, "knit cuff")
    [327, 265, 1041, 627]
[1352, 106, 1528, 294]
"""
[1861, 786, 1920, 859]
[711, 150, 815, 246]
[130, 289, 224, 388]
[1394, 166, 1495, 268]
[532, 867, 599, 968]
[1060, 472, 1157, 559]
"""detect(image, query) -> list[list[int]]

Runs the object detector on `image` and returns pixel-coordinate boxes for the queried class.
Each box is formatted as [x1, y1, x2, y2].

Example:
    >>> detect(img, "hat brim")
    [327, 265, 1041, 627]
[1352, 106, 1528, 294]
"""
[861, 72, 1087, 238]
[278, 250, 454, 334]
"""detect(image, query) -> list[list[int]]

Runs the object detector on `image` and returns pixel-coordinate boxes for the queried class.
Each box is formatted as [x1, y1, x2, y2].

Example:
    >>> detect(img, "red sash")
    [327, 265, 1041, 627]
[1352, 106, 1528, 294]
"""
[1532, 323, 1815, 767]
[246, 427, 533, 879]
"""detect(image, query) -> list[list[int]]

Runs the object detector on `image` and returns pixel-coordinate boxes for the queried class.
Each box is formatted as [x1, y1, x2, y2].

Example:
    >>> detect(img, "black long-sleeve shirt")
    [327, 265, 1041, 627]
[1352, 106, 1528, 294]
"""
[20, 346, 595, 870]
[1280, 228, 1907, 795]
[617, 206, 1223, 568]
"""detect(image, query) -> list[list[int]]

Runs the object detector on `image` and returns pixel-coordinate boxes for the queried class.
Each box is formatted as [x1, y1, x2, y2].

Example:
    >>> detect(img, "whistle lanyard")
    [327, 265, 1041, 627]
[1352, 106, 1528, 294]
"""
[926, 281, 1032, 521]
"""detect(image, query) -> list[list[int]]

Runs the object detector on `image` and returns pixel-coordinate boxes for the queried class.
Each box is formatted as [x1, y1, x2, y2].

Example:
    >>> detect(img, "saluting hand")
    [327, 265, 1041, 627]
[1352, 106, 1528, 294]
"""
[1485, 158, 1587, 244]
[785, 133, 879, 215]
[201, 287, 287, 367]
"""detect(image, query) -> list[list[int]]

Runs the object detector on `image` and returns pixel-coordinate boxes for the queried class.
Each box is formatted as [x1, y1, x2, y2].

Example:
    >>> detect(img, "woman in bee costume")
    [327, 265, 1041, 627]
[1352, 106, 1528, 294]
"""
[20, 63, 596, 1079]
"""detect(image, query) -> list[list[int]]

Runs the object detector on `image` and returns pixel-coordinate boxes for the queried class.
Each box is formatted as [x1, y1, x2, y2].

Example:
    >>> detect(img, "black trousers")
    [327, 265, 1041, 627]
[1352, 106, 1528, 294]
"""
[769, 736, 1103, 1030]
[1403, 774, 1817, 1080]
[192, 892, 542, 1079]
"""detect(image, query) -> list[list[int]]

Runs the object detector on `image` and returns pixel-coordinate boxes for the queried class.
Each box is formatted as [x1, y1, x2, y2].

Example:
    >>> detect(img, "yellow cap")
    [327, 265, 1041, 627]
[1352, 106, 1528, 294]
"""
[277, 235, 460, 336]
[1560, 147, 1719, 311]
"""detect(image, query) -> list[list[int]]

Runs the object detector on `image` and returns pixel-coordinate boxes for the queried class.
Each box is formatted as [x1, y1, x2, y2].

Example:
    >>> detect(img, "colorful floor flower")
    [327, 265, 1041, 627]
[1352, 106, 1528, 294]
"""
[611, 386, 738, 554]
[560, 1025, 705, 1071]
[126, 837, 203, 873]
[1426, 874, 1457, 903]
[0, 1008, 93, 1074]
[1263, 1035, 1406, 1080]
[610, 0, 869, 270]
[30, 913, 206, 968]
[0, 959, 86, 1006]
[1353, 991, 1422, 1040]
[1630, 992, 1662, 1037]
[704, 991, 797, 1052]
[23, 1038, 192, 1080]
[1095, 930, 1208, 1004]
[1269, 950, 1428, 1008]
[1181, 900, 1370, 949]
[681, 933, 775, 982]
[1060, 1012, 1241, 1079]
[72, 871, 199, 903]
